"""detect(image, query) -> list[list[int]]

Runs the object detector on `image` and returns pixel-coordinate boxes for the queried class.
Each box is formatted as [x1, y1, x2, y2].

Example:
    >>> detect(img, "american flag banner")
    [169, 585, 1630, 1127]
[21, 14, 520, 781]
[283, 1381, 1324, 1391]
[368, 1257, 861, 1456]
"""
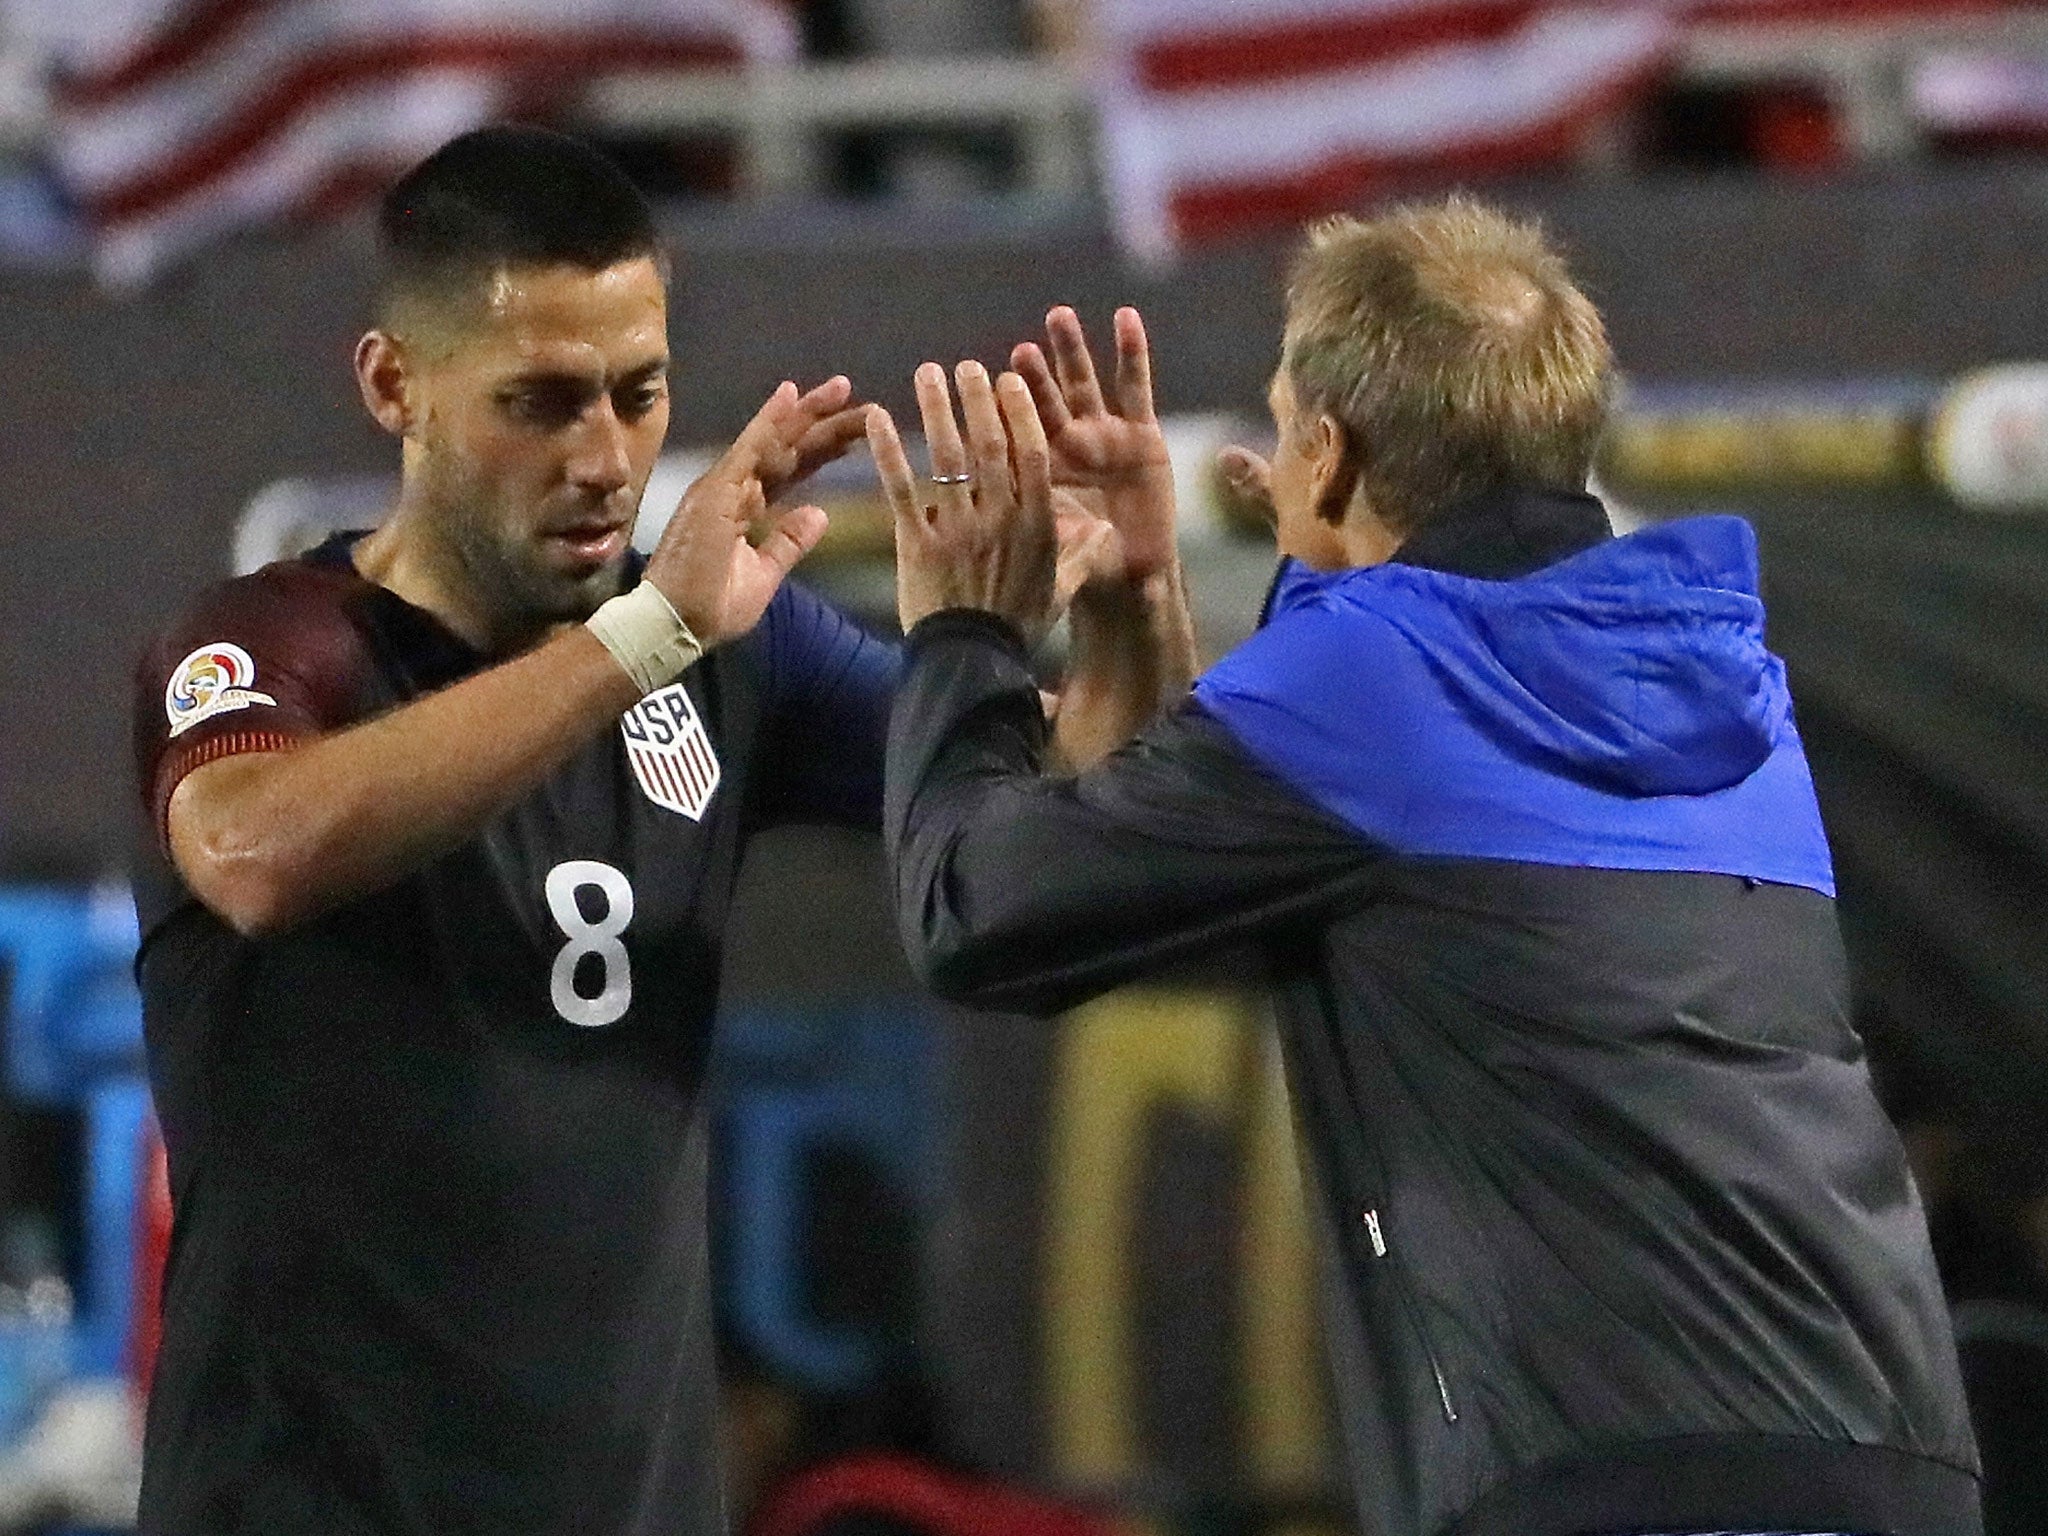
[1092, 0, 1677, 260]
[1089, 0, 2033, 259]
[16, 0, 797, 287]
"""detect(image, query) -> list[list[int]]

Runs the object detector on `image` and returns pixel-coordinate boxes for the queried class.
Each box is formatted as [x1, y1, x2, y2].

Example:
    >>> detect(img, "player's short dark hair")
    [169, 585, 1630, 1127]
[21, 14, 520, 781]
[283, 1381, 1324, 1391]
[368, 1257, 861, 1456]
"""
[376, 125, 664, 330]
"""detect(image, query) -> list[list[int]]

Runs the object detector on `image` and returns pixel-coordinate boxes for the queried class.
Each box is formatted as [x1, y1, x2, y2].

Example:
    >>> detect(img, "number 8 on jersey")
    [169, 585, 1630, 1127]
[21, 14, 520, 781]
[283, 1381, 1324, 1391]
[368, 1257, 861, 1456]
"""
[545, 861, 635, 1027]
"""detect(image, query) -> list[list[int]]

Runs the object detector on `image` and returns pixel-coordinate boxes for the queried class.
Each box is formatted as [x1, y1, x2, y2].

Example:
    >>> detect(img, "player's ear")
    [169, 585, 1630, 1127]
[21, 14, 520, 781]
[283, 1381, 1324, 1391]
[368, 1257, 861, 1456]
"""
[1309, 411, 1360, 527]
[354, 330, 413, 437]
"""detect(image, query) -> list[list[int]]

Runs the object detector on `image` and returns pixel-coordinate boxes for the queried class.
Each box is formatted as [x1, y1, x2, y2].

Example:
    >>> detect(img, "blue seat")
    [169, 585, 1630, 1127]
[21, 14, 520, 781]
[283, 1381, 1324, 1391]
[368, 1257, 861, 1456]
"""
[0, 885, 152, 1377]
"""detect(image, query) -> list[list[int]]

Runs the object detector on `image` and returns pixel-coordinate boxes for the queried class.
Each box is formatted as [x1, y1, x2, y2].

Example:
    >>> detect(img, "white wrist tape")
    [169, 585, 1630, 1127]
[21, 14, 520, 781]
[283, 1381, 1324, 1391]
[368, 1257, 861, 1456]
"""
[586, 583, 704, 695]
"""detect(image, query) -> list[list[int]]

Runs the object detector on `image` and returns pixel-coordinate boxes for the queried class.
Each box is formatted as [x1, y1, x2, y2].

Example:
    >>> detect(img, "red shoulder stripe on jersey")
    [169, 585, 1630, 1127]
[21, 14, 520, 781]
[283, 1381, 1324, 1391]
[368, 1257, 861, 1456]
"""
[152, 727, 305, 849]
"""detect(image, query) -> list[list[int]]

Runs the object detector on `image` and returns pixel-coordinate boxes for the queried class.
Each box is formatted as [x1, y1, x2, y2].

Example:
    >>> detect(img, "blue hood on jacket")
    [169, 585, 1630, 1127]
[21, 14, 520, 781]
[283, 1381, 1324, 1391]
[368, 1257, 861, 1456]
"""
[1373, 513, 1783, 796]
[1194, 515, 1835, 894]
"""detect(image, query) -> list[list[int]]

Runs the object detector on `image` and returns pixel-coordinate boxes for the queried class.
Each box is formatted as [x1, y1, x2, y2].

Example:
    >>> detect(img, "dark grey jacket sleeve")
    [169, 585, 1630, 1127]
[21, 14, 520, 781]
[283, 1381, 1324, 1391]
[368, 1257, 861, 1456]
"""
[885, 610, 1384, 1016]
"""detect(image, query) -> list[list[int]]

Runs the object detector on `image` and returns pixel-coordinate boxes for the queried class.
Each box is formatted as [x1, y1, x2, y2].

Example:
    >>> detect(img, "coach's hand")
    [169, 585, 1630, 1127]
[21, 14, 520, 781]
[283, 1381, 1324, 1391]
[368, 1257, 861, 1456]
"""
[870, 360, 1063, 646]
[1217, 443, 1276, 529]
[645, 378, 850, 645]
[1012, 306, 1177, 584]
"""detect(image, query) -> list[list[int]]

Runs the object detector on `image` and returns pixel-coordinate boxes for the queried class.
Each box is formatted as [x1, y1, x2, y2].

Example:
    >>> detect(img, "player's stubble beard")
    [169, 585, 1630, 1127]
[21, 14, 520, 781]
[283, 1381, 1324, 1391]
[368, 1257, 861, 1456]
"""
[418, 442, 632, 650]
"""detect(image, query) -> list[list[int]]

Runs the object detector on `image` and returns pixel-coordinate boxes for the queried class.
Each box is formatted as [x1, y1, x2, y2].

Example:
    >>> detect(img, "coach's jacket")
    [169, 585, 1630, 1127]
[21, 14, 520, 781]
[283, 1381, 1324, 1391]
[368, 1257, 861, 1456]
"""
[885, 488, 1981, 1536]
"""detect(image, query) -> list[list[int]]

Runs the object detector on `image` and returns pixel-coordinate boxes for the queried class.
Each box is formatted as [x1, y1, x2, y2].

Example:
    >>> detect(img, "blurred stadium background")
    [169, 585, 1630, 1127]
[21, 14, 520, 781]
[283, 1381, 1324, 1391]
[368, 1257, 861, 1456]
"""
[2, 0, 2048, 1532]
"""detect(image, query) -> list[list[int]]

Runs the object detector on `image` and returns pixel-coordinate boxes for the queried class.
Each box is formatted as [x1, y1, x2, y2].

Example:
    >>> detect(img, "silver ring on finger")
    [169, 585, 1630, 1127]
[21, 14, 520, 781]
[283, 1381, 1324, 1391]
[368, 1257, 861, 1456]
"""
[929, 472, 974, 486]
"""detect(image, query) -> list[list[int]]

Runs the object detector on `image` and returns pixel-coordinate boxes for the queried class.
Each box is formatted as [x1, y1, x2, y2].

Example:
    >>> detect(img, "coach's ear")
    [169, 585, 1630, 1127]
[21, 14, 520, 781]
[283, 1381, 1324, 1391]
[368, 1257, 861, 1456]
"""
[1308, 410, 1361, 526]
[354, 330, 412, 437]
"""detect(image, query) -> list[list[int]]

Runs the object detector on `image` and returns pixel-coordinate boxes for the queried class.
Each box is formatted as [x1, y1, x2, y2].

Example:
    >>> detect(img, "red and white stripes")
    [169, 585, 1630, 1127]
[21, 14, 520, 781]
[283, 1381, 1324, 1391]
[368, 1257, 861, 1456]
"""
[20, 0, 2048, 279]
[1090, 0, 2037, 258]
[1096, 0, 1675, 258]
[24, 0, 796, 286]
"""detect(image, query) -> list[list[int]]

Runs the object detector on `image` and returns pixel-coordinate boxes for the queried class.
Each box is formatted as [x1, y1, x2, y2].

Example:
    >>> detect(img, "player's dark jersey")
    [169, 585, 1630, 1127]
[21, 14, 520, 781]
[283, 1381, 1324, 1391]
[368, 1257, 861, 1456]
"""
[129, 534, 898, 1536]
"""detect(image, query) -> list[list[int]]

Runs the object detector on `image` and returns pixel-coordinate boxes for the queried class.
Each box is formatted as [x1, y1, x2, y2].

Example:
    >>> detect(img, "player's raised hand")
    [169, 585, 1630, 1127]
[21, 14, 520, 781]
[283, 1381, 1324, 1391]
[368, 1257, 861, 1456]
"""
[869, 360, 1060, 645]
[1011, 306, 1177, 582]
[761, 378, 872, 501]
[646, 378, 846, 644]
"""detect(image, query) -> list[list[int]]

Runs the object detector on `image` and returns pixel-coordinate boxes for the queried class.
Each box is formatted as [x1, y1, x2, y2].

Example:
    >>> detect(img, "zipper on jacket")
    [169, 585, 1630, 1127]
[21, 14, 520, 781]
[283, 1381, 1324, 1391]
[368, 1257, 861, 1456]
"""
[1363, 1207, 1459, 1425]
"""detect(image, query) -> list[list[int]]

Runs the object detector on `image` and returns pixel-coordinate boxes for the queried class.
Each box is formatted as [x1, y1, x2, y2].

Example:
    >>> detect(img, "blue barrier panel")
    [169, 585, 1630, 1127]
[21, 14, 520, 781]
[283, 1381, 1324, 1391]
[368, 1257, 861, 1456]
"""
[0, 885, 151, 1383]
[718, 1007, 931, 1394]
[0, 886, 145, 1104]
[73, 1079, 151, 1378]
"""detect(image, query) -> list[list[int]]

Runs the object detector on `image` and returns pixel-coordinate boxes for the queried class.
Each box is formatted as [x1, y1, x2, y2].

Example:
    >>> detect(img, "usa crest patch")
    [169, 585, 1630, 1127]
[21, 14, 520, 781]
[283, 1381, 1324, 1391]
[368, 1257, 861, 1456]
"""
[165, 643, 277, 738]
[621, 683, 721, 820]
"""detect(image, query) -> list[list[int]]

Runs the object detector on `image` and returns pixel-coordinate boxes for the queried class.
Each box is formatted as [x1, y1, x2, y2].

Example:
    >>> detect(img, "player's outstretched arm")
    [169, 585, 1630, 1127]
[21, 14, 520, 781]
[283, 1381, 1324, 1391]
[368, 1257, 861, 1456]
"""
[1013, 306, 1197, 767]
[165, 381, 841, 939]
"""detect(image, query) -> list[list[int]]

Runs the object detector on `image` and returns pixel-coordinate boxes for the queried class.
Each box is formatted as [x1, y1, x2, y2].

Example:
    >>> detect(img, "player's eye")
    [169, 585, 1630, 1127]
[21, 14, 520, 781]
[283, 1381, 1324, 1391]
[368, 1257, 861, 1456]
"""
[498, 383, 587, 428]
[617, 379, 668, 422]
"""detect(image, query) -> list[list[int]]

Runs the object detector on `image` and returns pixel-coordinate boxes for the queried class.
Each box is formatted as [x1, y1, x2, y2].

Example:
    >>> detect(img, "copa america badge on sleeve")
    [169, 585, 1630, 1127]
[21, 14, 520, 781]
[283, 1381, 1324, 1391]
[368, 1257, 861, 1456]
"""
[165, 643, 278, 738]
[620, 683, 722, 820]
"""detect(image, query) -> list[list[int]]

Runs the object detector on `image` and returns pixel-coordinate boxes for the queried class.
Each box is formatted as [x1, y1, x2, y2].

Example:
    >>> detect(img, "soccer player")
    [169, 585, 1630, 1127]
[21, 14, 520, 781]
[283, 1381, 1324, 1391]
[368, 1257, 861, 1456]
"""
[877, 201, 1982, 1536]
[128, 126, 1174, 1536]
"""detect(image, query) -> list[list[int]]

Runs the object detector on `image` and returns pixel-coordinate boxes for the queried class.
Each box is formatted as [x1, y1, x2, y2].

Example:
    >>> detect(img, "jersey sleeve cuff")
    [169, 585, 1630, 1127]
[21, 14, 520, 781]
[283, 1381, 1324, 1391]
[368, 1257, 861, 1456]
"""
[152, 728, 304, 849]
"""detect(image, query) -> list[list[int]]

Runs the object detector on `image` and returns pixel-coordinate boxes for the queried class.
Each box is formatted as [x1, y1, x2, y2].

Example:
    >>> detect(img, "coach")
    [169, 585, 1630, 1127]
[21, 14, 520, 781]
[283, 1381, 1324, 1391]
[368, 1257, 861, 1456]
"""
[877, 199, 1981, 1536]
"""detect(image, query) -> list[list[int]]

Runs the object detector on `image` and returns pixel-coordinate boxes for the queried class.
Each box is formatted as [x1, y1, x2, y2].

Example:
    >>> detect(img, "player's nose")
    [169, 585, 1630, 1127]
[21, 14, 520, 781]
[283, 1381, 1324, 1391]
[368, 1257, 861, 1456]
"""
[567, 399, 634, 497]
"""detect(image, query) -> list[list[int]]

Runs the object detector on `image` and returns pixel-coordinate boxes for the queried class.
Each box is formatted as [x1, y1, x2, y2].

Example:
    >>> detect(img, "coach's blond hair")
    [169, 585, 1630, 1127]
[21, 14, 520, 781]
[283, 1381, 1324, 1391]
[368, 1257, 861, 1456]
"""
[1282, 197, 1613, 535]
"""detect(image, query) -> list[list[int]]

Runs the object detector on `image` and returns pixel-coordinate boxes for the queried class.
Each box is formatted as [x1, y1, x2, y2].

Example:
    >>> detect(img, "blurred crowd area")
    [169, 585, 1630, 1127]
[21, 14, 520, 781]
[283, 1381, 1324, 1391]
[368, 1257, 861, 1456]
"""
[2, 0, 2048, 1533]
[7, 0, 2048, 274]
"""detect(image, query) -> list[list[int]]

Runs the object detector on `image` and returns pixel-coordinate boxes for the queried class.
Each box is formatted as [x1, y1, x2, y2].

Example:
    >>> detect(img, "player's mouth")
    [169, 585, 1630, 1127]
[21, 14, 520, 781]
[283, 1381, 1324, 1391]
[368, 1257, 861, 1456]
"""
[542, 520, 632, 568]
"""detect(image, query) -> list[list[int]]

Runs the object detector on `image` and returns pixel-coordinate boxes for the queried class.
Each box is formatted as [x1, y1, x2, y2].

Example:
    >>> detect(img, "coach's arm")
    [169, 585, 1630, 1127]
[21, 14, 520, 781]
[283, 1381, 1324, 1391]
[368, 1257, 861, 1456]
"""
[886, 609, 1379, 1017]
